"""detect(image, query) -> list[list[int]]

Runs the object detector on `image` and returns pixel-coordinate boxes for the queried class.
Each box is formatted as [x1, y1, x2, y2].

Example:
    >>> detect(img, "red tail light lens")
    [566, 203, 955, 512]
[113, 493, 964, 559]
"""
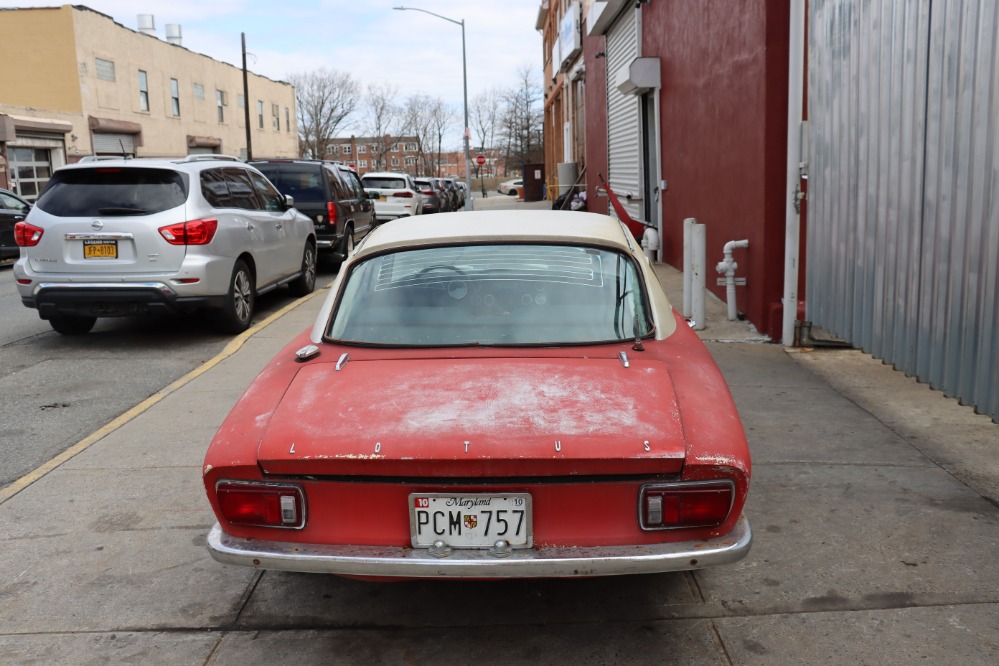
[158, 218, 218, 245]
[421, 189, 433, 195]
[216, 481, 306, 529]
[639, 481, 734, 530]
[327, 201, 338, 225]
[392, 191, 414, 198]
[14, 221, 44, 247]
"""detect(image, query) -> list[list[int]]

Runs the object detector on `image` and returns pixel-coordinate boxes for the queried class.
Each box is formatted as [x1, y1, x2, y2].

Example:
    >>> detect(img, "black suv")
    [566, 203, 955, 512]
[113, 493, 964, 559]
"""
[250, 160, 374, 266]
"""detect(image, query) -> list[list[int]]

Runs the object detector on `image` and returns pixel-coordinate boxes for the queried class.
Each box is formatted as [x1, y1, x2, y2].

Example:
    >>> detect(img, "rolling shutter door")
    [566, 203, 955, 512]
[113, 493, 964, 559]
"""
[92, 132, 136, 155]
[605, 8, 642, 222]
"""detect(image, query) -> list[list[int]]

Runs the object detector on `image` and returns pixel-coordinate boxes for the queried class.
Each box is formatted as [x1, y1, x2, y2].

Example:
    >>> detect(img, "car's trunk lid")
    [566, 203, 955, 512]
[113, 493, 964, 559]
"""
[257, 356, 686, 478]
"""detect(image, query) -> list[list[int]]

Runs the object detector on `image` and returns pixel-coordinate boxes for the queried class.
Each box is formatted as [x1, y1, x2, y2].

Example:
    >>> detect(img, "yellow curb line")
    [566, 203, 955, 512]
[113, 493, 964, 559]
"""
[0, 287, 327, 505]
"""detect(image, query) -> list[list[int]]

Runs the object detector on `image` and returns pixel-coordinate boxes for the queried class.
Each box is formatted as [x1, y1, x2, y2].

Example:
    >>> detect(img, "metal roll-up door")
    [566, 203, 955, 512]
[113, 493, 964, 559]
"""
[605, 7, 641, 222]
[92, 132, 136, 155]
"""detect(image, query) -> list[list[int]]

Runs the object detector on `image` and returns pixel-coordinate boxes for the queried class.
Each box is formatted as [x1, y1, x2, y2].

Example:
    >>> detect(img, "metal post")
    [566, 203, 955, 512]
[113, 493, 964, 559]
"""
[782, 0, 806, 346]
[683, 217, 696, 318]
[692, 223, 706, 330]
[241, 33, 252, 161]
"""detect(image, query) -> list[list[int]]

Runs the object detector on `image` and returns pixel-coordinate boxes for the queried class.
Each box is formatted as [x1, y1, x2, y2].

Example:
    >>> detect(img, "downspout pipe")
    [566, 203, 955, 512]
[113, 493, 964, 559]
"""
[716, 240, 749, 321]
[782, 0, 806, 346]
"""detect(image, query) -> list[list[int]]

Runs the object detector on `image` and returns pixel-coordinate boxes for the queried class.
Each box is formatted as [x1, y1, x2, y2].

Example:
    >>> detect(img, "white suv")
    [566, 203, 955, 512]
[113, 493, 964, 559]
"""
[360, 171, 424, 222]
[13, 155, 317, 335]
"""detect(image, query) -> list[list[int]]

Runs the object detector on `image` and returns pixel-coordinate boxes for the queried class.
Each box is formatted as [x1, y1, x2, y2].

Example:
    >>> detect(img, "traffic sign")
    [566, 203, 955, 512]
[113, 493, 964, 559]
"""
[475, 154, 486, 166]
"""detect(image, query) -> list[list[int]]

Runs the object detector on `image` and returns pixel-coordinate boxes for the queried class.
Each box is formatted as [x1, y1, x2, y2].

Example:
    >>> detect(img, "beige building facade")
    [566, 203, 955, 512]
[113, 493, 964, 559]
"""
[0, 5, 298, 200]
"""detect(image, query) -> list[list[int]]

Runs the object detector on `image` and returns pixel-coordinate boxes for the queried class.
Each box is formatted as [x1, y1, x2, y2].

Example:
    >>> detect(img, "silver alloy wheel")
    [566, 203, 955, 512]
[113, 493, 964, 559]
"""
[304, 245, 317, 289]
[233, 267, 252, 323]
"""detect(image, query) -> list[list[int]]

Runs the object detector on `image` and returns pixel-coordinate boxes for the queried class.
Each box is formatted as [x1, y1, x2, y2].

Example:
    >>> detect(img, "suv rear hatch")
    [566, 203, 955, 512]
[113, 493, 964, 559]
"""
[252, 163, 328, 227]
[27, 166, 190, 275]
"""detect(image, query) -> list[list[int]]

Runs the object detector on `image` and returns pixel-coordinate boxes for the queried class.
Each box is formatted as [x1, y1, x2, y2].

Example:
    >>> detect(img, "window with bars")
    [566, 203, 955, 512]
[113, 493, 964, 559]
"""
[96, 58, 115, 81]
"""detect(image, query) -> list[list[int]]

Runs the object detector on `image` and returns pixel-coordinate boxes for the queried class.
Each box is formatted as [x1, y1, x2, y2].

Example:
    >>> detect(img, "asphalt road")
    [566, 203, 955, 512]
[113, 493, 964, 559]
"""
[0, 260, 339, 489]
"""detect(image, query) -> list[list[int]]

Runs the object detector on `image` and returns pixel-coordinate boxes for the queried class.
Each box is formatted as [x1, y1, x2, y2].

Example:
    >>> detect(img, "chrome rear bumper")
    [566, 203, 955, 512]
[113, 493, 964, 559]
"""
[207, 514, 751, 578]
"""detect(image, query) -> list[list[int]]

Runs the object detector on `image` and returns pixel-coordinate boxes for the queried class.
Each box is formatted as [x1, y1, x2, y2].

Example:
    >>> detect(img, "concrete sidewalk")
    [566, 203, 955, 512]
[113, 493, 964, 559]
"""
[1, 257, 997, 664]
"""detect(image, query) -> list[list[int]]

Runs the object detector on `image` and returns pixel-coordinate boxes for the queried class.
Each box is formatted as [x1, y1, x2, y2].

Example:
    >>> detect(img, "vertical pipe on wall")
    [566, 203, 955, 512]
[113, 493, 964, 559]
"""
[782, 0, 806, 346]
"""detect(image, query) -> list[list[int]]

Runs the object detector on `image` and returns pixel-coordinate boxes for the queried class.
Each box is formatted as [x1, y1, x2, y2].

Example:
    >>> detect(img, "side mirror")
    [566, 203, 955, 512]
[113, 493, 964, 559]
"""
[284, 194, 295, 209]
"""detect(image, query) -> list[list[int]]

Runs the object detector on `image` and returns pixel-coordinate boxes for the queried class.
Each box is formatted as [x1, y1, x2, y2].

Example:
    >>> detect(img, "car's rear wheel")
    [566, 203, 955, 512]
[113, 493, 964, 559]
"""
[218, 259, 254, 333]
[48, 314, 97, 336]
[288, 242, 317, 297]
[333, 228, 354, 272]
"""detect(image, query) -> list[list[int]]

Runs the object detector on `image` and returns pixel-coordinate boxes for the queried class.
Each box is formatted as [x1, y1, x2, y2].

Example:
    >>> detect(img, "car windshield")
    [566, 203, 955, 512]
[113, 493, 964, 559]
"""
[35, 168, 188, 216]
[327, 244, 653, 346]
[363, 177, 407, 190]
[253, 164, 324, 202]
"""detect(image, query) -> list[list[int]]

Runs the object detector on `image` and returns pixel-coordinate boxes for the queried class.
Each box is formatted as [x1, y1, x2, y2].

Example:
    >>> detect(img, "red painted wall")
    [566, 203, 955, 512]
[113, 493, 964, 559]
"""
[642, 0, 791, 338]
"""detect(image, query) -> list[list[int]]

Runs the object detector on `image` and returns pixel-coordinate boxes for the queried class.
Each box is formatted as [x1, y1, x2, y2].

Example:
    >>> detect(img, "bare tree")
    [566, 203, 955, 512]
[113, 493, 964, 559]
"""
[471, 88, 502, 174]
[498, 65, 544, 173]
[402, 93, 436, 176]
[429, 100, 458, 177]
[366, 83, 402, 170]
[288, 68, 360, 158]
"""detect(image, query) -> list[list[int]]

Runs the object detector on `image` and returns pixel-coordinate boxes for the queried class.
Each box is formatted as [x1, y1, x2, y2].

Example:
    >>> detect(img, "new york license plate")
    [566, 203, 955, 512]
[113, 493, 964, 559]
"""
[409, 493, 532, 548]
[83, 239, 118, 259]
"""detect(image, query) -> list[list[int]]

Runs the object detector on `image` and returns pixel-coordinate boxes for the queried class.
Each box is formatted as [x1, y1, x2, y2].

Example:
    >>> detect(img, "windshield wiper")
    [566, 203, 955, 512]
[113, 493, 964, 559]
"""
[97, 206, 147, 215]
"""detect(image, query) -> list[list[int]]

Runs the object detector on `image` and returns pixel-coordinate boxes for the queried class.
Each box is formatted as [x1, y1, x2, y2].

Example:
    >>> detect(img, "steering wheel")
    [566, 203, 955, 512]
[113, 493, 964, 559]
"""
[415, 264, 468, 299]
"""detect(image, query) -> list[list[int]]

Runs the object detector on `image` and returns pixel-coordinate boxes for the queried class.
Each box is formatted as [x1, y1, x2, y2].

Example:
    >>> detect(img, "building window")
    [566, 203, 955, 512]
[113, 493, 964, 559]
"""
[216, 90, 225, 123]
[357, 145, 367, 154]
[237, 94, 245, 109]
[272, 103, 280, 131]
[137, 70, 149, 111]
[343, 145, 352, 155]
[285, 107, 290, 133]
[326, 145, 338, 155]
[404, 142, 417, 152]
[391, 142, 399, 151]
[170, 78, 180, 116]
[95, 58, 115, 82]
[359, 159, 367, 168]
[405, 156, 416, 166]
[257, 101, 264, 129]
[193, 83, 205, 100]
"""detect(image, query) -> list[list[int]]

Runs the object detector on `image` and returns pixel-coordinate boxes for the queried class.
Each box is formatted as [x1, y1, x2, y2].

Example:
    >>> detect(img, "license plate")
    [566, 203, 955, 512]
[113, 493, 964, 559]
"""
[378, 195, 387, 201]
[410, 493, 532, 548]
[83, 239, 118, 259]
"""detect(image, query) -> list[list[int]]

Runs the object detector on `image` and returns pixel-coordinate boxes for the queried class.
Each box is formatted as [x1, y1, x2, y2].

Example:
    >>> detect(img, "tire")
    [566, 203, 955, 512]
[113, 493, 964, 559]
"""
[288, 242, 317, 297]
[333, 228, 354, 272]
[218, 259, 254, 334]
[48, 315, 97, 335]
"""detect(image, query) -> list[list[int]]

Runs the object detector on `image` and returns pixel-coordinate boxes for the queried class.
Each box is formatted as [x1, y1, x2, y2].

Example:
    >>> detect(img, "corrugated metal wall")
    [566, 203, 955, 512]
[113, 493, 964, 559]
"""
[605, 7, 642, 222]
[808, 0, 999, 422]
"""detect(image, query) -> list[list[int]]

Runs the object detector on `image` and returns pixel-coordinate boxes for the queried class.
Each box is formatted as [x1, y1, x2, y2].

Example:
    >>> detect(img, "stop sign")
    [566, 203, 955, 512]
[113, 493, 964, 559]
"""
[475, 154, 486, 166]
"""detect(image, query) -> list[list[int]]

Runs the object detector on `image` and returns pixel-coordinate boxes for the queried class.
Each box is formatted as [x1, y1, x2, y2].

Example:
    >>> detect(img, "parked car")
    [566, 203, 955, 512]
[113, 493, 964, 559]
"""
[250, 159, 374, 268]
[442, 177, 464, 208]
[203, 210, 752, 579]
[13, 155, 316, 335]
[413, 177, 445, 214]
[1, 187, 31, 261]
[498, 178, 523, 196]
[434, 177, 455, 212]
[359, 172, 423, 222]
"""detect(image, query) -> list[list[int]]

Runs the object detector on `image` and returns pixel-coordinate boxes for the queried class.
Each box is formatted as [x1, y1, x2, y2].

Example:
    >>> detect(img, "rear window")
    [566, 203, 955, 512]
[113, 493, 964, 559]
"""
[327, 244, 653, 347]
[252, 164, 325, 202]
[362, 177, 407, 190]
[35, 167, 188, 216]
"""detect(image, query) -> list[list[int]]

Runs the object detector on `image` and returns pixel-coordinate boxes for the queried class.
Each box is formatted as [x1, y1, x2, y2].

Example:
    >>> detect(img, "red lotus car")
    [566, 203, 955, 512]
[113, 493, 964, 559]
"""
[203, 211, 752, 578]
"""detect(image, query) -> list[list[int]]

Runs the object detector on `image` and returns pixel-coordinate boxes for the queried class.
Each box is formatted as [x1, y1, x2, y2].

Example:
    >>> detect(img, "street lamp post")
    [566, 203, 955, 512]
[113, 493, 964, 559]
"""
[393, 5, 473, 210]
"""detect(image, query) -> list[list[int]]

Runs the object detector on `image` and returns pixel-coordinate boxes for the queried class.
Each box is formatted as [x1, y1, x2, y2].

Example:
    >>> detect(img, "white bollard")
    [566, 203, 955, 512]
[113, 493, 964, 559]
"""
[683, 218, 696, 318]
[691, 223, 706, 330]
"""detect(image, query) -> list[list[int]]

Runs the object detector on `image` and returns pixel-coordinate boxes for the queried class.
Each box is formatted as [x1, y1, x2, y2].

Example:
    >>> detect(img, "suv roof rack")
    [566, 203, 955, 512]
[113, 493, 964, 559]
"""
[78, 155, 128, 163]
[173, 154, 243, 163]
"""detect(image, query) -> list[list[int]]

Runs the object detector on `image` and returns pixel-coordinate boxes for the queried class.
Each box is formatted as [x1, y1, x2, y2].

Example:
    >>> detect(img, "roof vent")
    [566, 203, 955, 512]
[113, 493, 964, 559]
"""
[137, 14, 156, 36]
[165, 24, 183, 46]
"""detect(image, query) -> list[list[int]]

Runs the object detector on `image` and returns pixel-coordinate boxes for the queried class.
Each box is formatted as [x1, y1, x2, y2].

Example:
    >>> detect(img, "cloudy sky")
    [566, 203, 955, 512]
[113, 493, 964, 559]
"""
[11, 0, 544, 146]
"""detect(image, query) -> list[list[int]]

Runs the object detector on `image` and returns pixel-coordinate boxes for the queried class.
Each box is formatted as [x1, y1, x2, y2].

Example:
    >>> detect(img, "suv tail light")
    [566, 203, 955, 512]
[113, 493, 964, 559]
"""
[639, 481, 734, 530]
[216, 480, 306, 529]
[158, 218, 218, 245]
[392, 191, 414, 198]
[326, 201, 338, 225]
[14, 221, 44, 247]
[421, 189, 434, 195]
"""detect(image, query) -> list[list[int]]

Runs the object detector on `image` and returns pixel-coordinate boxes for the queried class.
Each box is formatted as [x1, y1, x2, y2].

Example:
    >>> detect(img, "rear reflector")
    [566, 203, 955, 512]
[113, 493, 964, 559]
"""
[639, 480, 734, 530]
[216, 480, 306, 529]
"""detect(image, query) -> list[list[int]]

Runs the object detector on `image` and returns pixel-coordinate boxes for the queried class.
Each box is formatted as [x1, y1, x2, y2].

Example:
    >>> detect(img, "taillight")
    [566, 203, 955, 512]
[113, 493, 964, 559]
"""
[639, 481, 734, 530]
[392, 191, 414, 198]
[216, 480, 306, 529]
[158, 218, 218, 245]
[421, 189, 434, 195]
[14, 221, 44, 247]
[327, 201, 338, 225]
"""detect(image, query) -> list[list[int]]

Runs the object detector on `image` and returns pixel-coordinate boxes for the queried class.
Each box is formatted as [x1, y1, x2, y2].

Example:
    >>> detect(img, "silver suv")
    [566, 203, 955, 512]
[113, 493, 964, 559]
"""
[13, 155, 317, 335]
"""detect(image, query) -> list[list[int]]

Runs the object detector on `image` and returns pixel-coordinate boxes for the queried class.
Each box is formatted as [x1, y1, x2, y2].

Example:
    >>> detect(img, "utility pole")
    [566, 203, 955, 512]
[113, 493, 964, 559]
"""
[242, 33, 252, 161]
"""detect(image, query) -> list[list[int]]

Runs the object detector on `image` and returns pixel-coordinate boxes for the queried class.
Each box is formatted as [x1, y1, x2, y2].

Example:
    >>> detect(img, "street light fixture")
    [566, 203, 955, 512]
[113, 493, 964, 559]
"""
[393, 5, 473, 210]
